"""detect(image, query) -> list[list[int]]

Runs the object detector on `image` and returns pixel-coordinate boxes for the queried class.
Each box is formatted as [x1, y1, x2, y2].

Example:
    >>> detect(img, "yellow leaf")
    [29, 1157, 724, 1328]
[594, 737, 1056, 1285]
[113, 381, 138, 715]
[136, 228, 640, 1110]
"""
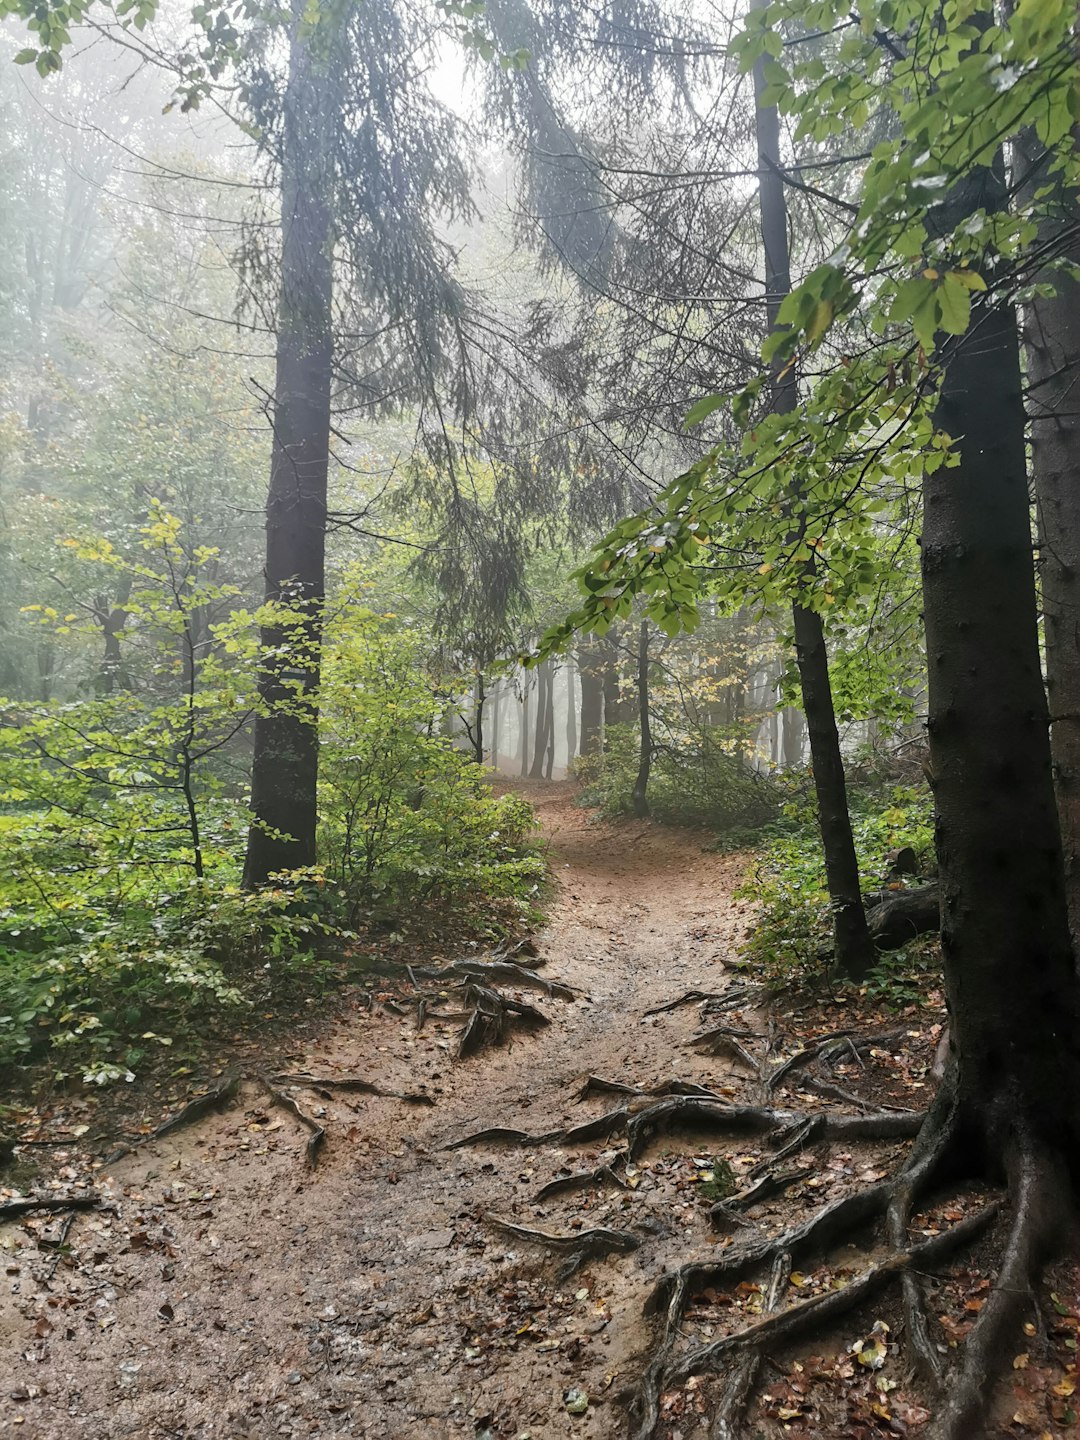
[923, 267, 940, 280]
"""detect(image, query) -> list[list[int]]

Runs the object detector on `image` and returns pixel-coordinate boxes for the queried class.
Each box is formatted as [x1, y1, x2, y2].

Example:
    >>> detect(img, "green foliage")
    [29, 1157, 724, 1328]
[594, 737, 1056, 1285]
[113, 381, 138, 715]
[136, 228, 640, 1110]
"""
[0, 867, 339, 1084]
[0, 533, 542, 1083]
[320, 609, 542, 928]
[739, 780, 934, 988]
[576, 722, 779, 836]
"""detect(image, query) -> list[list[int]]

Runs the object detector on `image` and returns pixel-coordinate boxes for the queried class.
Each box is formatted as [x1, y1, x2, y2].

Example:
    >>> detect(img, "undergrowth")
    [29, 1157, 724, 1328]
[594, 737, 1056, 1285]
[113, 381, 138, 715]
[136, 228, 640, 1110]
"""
[0, 611, 542, 1085]
[575, 722, 779, 835]
[738, 775, 937, 998]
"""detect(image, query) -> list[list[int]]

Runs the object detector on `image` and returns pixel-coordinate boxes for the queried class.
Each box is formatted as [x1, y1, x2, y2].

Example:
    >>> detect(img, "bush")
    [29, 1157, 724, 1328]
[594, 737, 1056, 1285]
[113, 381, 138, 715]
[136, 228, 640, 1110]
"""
[0, 876, 339, 1083]
[319, 614, 543, 929]
[739, 779, 935, 988]
[575, 722, 779, 836]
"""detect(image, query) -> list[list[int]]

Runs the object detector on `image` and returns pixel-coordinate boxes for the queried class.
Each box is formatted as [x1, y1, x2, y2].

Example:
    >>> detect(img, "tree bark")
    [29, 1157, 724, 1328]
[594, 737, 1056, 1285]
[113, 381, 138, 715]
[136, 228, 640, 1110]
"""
[922, 157, 1080, 1158]
[490, 679, 501, 771]
[473, 672, 485, 765]
[243, 15, 339, 886]
[578, 640, 604, 757]
[601, 628, 625, 736]
[519, 680, 530, 778]
[1021, 125, 1080, 942]
[632, 619, 652, 818]
[565, 655, 578, 767]
[752, 15, 874, 977]
[529, 658, 553, 779]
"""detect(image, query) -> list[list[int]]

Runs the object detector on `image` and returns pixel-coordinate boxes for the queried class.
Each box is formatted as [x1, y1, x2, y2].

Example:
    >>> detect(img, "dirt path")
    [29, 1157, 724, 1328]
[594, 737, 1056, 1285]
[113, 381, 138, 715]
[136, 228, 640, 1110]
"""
[1, 784, 760, 1440]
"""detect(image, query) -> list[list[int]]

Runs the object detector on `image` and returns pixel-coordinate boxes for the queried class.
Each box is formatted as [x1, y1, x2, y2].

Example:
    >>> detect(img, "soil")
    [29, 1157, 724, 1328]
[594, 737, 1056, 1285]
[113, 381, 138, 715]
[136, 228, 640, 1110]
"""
[1, 782, 1076, 1440]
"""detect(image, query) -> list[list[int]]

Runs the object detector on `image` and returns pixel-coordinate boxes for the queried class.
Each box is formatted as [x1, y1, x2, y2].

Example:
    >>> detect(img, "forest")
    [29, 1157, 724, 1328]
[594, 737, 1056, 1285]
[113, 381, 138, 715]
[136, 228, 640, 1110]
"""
[0, 0, 1077, 1435]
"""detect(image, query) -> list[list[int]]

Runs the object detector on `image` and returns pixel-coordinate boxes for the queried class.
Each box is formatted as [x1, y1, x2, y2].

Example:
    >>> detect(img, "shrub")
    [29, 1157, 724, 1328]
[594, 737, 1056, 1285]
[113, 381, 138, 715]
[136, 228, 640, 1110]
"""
[576, 722, 779, 836]
[738, 780, 935, 988]
[319, 614, 543, 929]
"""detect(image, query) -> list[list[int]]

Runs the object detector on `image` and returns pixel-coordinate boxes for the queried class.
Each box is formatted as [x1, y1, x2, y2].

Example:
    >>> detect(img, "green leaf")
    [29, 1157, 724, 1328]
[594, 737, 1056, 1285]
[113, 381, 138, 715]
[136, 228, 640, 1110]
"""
[684, 393, 726, 428]
[13, 47, 38, 63]
[937, 276, 972, 336]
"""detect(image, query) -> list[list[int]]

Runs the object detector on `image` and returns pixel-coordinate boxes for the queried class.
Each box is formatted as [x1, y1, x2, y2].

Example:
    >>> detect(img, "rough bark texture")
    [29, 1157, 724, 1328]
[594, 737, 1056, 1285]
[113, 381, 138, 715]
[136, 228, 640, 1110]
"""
[923, 162, 1080, 1159]
[752, 21, 874, 977]
[632, 620, 651, 818]
[244, 19, 339, 886]
[1022, 126, 1080, 940]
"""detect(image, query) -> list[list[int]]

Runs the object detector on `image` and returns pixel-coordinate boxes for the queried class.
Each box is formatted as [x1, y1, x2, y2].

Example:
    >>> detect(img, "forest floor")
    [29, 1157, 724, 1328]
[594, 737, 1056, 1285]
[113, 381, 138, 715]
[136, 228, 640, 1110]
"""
[2, 781, 1079, 1440]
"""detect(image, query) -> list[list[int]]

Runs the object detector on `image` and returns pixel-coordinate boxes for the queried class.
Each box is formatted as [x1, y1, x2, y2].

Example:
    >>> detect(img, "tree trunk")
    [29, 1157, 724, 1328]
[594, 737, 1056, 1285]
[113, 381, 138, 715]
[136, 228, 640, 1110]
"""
[529, 658, 552, 779]
[1021, 125, 1080, 942]
[565, 656, 578, 767]
[519, 681, 530, 778]
[578, 640, 604, 757]
[631, 618, 651, 818]
[601, 628, 624, 738]
[544, 668, 556, 780]
[921, 155, 1080, 1173]
[243, 17, 339, 886]
[473, 672, 485, 765]
[781, 705, 802, 767]
[752, 18, 874, 977]
[490, 679, 501, 771]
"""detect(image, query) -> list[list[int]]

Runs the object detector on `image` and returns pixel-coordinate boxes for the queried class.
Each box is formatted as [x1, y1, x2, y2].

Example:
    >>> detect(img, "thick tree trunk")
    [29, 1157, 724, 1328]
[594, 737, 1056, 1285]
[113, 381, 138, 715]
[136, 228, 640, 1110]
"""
[752, 20, 874, 977]
[632, 619, 651, 818]
[1021, 126, 1080, 941]
[578, 640, 604, 757]
[922, 161, 1080, 1163]
[244, 18, 339, 886]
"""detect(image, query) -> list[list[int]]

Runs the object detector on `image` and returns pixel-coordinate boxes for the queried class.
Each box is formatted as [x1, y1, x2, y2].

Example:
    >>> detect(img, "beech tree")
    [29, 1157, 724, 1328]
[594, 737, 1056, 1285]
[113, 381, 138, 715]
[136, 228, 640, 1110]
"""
[750, 0, 873, 977]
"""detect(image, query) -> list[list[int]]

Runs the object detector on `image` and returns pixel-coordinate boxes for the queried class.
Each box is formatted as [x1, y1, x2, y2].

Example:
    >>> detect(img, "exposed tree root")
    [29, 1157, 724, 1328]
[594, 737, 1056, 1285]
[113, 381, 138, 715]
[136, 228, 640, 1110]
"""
[448, 1092, 922, 1163]
[263, 1078, 326, 1168]
[644, 990, 733, 1017]
[533, 1156, 628, 1202]
[0, 1194, 106, 1221]
[410, 956, 582, 1001]
[929, 1143, 1070, 1440]
[445, 1125, 563, 1151]
[709, 1167, 815, 1231]
[101, 1067, 243, 1163]
[269, 1072, 435, 1105]
[632, 1195, 999, 1440]
[485, 1213, 639, 1280]
[664, 1204, 999, 1386]
[709, 1250, 791, 1440]
[457, 983, 550, 1057]
[151, 1066, 242, 1138]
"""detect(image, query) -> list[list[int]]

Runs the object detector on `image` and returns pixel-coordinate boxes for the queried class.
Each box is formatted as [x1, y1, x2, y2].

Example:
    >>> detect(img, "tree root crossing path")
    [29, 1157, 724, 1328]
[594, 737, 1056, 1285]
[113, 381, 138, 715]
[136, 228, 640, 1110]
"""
[3, 782, 1074, 1439]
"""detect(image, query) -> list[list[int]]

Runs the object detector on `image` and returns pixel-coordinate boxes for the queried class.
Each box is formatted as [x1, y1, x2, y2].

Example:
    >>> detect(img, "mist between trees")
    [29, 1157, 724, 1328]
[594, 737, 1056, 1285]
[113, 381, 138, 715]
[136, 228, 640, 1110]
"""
[0, 0, 1078, 1431]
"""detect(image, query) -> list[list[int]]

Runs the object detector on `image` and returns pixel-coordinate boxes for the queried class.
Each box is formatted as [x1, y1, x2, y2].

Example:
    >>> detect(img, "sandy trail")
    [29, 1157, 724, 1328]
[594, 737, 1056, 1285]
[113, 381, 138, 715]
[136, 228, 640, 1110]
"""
[1, 782, 755, 1440]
